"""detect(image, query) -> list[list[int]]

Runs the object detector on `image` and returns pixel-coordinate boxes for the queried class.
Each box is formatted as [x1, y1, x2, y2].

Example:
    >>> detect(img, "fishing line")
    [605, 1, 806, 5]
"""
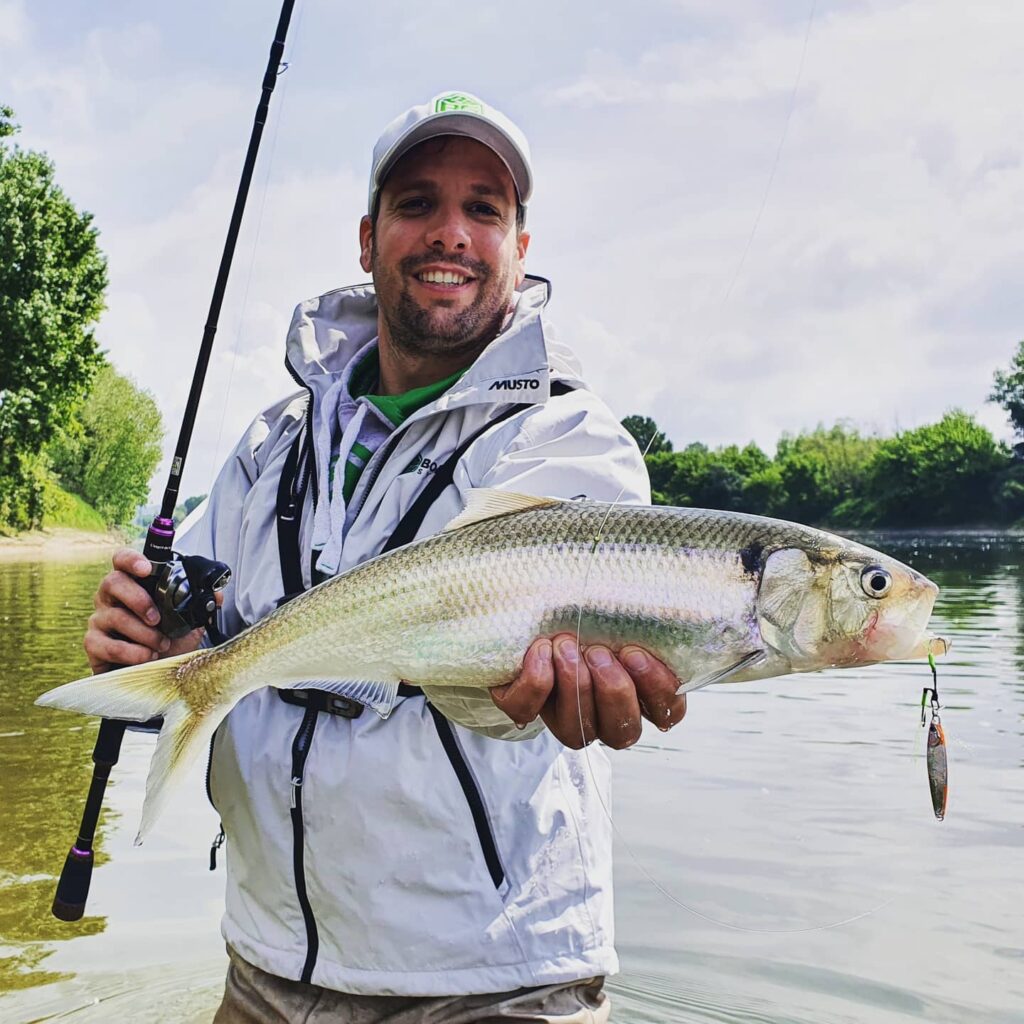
[698, 0, 817, 342]
[209, 0, 309, 485]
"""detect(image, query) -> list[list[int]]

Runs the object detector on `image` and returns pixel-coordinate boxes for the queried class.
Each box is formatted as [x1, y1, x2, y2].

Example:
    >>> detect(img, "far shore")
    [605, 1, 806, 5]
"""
[0, 527, 131, 562]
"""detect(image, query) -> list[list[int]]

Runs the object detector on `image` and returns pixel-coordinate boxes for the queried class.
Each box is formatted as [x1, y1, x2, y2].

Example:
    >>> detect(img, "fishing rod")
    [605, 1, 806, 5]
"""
[51, 0, 297, 922]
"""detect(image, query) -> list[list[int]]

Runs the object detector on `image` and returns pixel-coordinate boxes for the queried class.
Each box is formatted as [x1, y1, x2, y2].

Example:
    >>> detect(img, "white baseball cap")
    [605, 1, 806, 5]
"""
[368, 91, 533, 216]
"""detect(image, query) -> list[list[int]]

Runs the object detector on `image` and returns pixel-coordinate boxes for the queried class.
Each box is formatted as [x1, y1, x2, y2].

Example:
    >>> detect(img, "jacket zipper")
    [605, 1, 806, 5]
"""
[426, 704, 505, 889]
[285, 357, 319, 582]
[204, 730, 218, 808]
[290, 703, 321, 983]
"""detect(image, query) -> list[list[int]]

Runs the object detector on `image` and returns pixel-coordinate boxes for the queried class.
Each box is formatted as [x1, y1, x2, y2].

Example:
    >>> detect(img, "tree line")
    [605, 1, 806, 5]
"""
[5, 103, 1023, 534]
[0, 106, 162, 531]
[623, 351, 1024, 528]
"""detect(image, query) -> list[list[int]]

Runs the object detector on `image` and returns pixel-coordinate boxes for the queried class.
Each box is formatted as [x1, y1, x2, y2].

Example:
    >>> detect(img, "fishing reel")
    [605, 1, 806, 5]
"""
[147, 553, 232, 640]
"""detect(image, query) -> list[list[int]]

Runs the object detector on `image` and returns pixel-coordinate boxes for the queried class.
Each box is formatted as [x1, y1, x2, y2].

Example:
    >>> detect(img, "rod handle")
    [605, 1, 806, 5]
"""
[51, 846, 94, 921]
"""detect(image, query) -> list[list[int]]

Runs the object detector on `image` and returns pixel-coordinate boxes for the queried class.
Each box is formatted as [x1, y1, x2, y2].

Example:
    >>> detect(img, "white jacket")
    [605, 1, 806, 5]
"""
[177, 276, 651, 996]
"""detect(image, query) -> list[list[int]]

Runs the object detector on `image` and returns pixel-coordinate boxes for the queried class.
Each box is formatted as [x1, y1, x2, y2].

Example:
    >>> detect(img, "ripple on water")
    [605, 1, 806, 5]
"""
[0, 960, 225, 1023]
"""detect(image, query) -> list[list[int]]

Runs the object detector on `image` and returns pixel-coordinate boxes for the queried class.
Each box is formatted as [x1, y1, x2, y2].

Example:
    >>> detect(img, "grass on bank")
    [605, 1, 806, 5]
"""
[39, 476, 107, 532]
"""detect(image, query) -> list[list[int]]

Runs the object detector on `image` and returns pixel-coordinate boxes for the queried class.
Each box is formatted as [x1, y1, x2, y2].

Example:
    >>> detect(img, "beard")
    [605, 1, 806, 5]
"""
[373, 250, 513, 362]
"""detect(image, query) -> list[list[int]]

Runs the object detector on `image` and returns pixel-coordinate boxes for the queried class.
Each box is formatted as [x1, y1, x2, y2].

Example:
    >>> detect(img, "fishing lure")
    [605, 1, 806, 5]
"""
[921, 652, 948, 820]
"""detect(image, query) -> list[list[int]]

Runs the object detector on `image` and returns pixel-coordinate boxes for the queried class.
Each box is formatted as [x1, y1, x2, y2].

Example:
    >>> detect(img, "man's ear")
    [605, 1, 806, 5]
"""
[359, 215, 373, 274]
[514, 230, 531, 288]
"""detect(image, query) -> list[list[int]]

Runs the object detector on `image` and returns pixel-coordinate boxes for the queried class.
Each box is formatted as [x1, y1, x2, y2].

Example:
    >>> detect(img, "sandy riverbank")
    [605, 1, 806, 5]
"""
[0, 527, 130, 562]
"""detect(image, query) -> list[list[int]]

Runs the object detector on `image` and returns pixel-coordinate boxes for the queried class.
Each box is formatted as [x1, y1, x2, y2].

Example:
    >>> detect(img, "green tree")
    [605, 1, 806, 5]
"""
[990, 340, 1024, 440]
[48, 364, 163, 526]
[183, 493, 207, 516]
[654, 441, 772, 512]
[621, 414, 673, 455]
[0, 105, 108, 528]
[774, 423, 880, 523]
[865, 411, 1007, 525]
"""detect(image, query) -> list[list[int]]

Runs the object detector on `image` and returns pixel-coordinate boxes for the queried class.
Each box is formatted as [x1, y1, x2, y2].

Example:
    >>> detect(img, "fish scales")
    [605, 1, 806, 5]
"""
[236, 503, 771, 691]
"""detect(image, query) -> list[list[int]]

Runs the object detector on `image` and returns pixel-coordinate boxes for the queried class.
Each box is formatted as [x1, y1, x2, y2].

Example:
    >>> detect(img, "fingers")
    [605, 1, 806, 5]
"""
[89, 606, 170, 653]
[490, 638, 555, 728]
[584, 646, 643, 749]
[619, 646, 688, 731]
[84, 627, 165, 671]
[491, 635, 688, 750]
[166, 626, 209, 658]
[540, 635, 598, 749]
[95, 573, 160, 625]
[111, 547, 153, 578]
[85, 549, 162, 673]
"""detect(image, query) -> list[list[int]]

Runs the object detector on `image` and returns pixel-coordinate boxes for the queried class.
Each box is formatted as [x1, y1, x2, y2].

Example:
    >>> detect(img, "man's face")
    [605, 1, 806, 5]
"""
[359, 136, 529, 362]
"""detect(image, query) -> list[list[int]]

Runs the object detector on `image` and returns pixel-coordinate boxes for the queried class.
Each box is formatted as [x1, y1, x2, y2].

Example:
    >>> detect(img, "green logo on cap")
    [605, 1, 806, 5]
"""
[435, 93, 483, 114]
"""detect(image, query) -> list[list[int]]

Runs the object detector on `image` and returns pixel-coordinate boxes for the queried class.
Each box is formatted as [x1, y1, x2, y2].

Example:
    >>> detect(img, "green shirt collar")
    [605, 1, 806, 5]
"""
[350, 347, 466, 427]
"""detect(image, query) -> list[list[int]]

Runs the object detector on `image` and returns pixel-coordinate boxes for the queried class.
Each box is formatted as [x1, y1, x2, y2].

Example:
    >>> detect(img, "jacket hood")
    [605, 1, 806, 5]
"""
[284, 275, 587, 410]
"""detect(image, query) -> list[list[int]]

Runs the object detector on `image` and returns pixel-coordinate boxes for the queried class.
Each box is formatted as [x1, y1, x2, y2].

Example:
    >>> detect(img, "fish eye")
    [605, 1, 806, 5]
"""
[860, 566, 892, 599]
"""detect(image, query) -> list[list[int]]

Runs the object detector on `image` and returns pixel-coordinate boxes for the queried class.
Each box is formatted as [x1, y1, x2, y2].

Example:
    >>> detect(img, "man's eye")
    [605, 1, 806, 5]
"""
[397, 198, 430, 212]
[469, 202, 500, 217]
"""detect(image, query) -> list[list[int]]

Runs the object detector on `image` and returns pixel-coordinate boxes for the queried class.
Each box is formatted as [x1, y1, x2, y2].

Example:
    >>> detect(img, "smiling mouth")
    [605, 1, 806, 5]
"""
[415, 269, 475, 288]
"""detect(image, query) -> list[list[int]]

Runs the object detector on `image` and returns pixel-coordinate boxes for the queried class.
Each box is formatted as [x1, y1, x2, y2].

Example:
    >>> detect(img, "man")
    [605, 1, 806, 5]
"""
[85, 92, 687, 1022]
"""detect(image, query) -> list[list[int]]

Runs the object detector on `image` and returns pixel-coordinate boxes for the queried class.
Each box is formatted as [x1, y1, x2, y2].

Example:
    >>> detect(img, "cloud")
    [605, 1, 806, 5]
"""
[0, 0, 27, 47]
[3, 0, 1022, 506]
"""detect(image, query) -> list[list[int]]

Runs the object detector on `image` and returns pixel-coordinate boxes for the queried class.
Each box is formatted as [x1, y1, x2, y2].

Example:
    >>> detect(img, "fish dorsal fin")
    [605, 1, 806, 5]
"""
[443, 488, 564, 532]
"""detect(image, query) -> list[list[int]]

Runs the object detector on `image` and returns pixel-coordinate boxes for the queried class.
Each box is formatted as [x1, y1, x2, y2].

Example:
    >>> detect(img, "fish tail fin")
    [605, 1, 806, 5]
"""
[135, 698, 223, 844]
[35, 650, 204, 721]
[36, 649, 231, 843]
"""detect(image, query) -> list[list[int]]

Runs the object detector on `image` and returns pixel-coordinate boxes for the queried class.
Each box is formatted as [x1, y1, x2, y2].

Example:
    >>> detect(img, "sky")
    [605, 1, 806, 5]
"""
[2, 0, 1022, 502]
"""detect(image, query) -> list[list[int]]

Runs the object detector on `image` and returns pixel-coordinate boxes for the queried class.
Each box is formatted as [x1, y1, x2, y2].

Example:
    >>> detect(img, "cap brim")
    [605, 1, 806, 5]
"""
[371, 112, 531, 212]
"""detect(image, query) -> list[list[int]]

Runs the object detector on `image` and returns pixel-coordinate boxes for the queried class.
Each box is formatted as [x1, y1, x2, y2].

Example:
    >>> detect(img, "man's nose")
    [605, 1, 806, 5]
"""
[425, 208, 470, 252]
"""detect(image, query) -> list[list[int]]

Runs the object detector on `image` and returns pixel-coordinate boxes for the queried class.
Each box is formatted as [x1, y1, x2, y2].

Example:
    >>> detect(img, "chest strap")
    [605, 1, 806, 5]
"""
[276, 380, 574, 590]
[276, 416, 312, 600]
[380, 380, 574, 555]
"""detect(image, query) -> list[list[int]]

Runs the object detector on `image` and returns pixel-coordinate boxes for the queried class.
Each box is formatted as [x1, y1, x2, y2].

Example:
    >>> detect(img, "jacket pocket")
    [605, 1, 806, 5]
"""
[426, 703, 505, 890]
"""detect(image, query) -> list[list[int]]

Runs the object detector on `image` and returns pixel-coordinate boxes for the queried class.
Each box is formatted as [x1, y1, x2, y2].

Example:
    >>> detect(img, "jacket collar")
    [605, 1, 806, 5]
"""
[284, 275, 584, 412]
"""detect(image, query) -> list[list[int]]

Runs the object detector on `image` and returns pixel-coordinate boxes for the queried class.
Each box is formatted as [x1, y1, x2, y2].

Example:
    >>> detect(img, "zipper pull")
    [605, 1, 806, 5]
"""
[290, 775, 302, 809]
[209, 825, 226, 871]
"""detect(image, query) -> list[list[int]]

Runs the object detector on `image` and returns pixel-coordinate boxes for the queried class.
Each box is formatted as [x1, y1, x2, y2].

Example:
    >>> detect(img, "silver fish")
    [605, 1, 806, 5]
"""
[36, 489, 948, 840]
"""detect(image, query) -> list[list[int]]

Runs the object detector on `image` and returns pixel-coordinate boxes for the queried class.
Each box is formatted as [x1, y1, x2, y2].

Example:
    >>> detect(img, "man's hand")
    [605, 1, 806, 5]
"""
[84, 548, 215, 674]
[490, 633, 687, 749]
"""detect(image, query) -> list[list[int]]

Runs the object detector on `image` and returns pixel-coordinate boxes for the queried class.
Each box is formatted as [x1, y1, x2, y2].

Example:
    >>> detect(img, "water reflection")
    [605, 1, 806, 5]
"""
[0, 559, 112, 991]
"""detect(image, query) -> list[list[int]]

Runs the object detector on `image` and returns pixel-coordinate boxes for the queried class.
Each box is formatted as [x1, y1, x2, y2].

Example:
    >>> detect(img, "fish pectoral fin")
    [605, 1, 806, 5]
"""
[442, 488, 563, 532]
[676, 650, 769, 695]
[283, 676, 401, 719]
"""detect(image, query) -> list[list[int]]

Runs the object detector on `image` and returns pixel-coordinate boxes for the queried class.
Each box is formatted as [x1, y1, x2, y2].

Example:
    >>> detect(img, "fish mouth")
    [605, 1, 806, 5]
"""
[904, 633, 951, 660]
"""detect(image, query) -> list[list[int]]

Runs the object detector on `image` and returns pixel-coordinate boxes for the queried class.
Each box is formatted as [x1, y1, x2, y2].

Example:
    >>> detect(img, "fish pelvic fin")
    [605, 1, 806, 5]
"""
[34, 650, 204, 721]
[282, 676, 402, 719]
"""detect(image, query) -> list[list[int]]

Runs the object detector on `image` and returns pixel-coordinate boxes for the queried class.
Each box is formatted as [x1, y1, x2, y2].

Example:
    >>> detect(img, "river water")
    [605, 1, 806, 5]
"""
[0, 533, 1021, 1023]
